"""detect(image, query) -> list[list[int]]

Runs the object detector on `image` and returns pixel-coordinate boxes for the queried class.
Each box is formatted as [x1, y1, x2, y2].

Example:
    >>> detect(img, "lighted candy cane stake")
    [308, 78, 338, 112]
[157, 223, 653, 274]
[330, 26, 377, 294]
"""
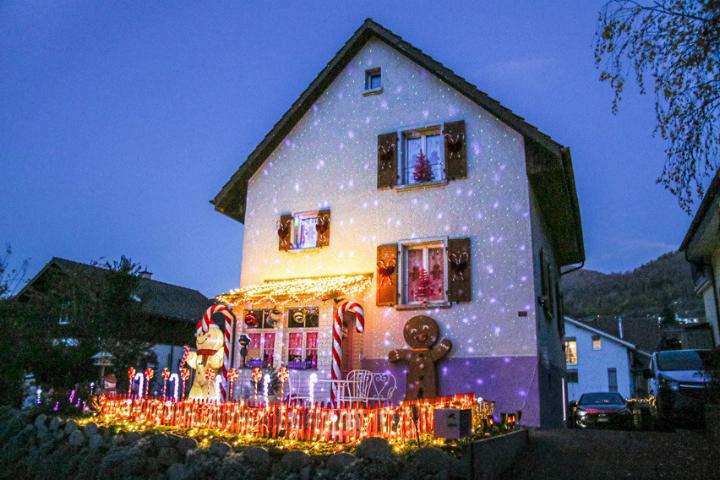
[144, 368, 154, 397]
[277, 367, 289, 402]
[331, 301, 365, 403]
[161, 368, 170, 399]
[197, 304, 235, 402]
[180, 368, 190, 399]
[133, 372, 144, 399]
[251, 368, 262, 401]
[127, 367, 136, 396]
[205, 369, 216, 399]
[168, 373, 180, 401]
[226, 368, 239, 402]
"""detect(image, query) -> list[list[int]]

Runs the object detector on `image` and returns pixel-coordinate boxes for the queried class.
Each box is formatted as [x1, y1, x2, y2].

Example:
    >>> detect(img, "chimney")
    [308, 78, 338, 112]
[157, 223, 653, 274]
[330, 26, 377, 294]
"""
[139, 270, 152, 280]
[617, 316, 624, 339]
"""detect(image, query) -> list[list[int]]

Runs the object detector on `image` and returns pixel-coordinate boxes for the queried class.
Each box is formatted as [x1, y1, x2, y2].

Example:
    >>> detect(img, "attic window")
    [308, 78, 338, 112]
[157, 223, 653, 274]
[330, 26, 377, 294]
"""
[364, 68, 382, 94]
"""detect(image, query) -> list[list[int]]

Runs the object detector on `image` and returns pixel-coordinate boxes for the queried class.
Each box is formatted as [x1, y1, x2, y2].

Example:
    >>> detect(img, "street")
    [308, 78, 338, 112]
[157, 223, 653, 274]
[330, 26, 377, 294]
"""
[501, 428, 718, 479]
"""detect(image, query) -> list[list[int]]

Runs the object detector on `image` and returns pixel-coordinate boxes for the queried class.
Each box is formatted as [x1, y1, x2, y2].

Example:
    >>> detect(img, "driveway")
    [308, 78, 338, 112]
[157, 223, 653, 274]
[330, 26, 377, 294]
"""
[501, 429, 718, 479]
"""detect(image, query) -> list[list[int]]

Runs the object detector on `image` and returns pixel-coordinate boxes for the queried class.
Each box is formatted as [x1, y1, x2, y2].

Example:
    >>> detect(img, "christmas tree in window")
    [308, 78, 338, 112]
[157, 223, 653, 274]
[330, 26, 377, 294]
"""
[413, 149, 434, 183]
[413, 268, 433, 303]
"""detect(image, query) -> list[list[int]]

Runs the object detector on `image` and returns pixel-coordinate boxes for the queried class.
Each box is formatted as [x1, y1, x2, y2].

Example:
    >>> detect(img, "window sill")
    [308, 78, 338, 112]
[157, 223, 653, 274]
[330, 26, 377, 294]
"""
[396, 302, 451, 311]
[363, 87, 383, 96]
[286, 246, 323, 253]
[395, 180, 448, 192]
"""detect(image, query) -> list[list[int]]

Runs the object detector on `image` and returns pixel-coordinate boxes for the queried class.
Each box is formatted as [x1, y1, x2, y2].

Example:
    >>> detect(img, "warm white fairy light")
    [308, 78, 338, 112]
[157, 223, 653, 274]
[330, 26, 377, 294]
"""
[263, 373, 270, 404]
[309, 373, 318, 406]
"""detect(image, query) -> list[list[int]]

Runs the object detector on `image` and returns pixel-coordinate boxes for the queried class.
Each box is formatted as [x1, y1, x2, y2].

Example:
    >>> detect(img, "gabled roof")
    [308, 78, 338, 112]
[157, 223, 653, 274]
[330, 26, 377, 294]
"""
[565, 317, 643, 353]
[212, 18, 584, 266]
[680, 169, 720, 256]
[18, 257, 211, 322]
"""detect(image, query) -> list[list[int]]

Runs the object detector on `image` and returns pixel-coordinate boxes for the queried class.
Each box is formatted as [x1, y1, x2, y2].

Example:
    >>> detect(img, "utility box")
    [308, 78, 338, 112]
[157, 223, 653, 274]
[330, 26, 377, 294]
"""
[433, 408, 472, 439]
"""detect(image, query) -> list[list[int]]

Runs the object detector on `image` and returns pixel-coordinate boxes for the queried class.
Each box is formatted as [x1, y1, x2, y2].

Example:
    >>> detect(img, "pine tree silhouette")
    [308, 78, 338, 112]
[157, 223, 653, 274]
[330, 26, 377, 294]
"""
[413, 149, 434, 183]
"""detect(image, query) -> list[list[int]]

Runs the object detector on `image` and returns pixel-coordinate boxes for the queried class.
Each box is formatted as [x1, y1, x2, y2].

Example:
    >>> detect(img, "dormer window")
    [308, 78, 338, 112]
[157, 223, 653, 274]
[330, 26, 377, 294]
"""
[364, 68, 382, 94]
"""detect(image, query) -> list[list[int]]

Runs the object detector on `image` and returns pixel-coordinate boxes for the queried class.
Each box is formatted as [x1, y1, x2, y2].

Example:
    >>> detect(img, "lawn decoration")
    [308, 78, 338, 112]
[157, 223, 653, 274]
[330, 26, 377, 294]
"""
[186, 323, 224, 399]
[127, 367, 135, 395]
[331, 300, 365, 403]
[251, 368, 262, 399]
[144, 368, 154, 397]
[278, 367, 289, 401]
[161, 368, 170, 398]
[389, 315, 452, 400]
[180, 368, 190, 399]
[169, 372, 180, 401]
[226, 368, 239, 401]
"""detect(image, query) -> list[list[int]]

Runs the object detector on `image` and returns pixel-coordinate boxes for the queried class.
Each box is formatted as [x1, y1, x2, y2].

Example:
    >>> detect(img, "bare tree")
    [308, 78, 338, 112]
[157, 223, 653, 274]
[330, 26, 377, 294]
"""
[595, 0, 720, 212]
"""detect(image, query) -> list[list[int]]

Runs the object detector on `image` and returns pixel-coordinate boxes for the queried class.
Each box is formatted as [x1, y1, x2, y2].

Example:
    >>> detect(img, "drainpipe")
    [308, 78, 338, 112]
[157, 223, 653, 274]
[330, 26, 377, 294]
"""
[685, 249, 720, 347]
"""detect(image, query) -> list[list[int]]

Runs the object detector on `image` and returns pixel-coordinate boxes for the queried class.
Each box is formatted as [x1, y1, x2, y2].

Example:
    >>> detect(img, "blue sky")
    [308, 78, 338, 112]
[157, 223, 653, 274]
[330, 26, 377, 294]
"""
[1, 1, 689, 296]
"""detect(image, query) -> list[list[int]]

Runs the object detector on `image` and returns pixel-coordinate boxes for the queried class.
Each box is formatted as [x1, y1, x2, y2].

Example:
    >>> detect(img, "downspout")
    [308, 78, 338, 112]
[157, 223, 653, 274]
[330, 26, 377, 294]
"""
[685, 249, 720, 346]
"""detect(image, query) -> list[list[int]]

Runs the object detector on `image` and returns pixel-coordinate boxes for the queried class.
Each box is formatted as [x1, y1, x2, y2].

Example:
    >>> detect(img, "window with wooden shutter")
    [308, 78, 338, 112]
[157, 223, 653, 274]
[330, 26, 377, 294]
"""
[447, 237, 471, 302]
[376, 244, 398, 306]
[377, 132, 398, 189]
[443, 120, 467, 180]
[316, 209, 331, 247]
[278, 214, 292, 251]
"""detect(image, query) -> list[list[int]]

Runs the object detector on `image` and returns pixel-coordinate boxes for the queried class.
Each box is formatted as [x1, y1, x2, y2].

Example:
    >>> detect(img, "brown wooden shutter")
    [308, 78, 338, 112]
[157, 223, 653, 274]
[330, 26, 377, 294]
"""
[316, 209, 331, 247]
[443, 120, 467, 180]
[447, 237, 471, 302]
[376, 244, 398, 306]
[278, 214, 293, 251]
[377, 132, 398, 189]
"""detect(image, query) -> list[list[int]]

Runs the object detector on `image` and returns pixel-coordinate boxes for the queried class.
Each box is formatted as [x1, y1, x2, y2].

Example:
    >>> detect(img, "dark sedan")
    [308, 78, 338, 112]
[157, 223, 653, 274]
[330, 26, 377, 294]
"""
[572, 392, 631, 429]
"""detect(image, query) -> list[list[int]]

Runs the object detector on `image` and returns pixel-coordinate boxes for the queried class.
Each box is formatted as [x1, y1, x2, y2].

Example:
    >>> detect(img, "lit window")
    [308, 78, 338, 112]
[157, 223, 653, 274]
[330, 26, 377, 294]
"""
[402, 127, 444, 185]
[287, 307, 319, 370]
[243, 309, 276, 368]
[564, 338, 577, 366]
[592, 334, 602, 350]
[293, 212, 319, 249]
[401, 240, 446, 304]
[365, 68, 382, 91]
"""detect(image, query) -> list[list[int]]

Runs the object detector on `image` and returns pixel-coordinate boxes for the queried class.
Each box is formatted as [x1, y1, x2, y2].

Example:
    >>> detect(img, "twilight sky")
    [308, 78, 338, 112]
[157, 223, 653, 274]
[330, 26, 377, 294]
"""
[1, 1, 690, 297]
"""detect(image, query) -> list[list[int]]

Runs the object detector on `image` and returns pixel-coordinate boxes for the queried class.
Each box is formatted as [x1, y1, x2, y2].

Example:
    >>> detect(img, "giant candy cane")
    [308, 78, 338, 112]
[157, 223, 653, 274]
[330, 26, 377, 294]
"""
[331, 301, 365, 403]
[196, 304, 235, 402]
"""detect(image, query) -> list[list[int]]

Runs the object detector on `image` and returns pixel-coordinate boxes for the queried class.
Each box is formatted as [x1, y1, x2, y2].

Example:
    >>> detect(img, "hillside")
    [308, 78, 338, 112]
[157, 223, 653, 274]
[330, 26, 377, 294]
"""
[561, 251, 705, 321]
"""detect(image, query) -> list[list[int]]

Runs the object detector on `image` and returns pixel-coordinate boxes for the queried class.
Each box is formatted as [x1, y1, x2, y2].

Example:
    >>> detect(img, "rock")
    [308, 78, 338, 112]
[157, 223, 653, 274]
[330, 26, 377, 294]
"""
[167, 462, 187, 480]
[175, 436, 199, 456]
[123, 431, 142, 444]
[327, 452, 356, 473]
[166, 463, 186, 480]
[357, 437, 392, 461]
[157, 446, 180, 467]
[68, 429, 85, 447]
[34, 414, 47, 429]
[407, 447, 453, 475]
[149, 433, 172, 449]
[209, 440, 231, 458]
[63, 420, 78, 435]
[49, 417, 61, 431]
[54, 429, 66, 441]
[281, 450, 312, 472]
[88, 433, 104, 450]
[111, 433, 125, 445]
[240, 446, 270, 466]
[83, 422, 98, 437]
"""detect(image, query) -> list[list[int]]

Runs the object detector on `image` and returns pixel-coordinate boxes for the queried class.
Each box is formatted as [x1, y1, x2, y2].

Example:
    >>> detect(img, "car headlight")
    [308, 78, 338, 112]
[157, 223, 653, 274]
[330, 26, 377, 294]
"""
[661, 377, 680, 391]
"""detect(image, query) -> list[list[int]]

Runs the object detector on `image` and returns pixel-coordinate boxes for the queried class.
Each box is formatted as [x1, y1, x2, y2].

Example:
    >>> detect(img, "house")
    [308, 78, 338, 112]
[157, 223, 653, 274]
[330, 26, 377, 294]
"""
[680, 170, 720, 347]
[17, 257, 210, 371]
[212, 19, 584, 427]
[564, 317, 649, 401]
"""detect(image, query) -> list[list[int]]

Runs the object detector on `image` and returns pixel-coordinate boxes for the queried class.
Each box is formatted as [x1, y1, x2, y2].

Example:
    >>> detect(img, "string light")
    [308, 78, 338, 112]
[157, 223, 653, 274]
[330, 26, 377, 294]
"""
[309, 373, 318, 406]
[216, 273, 373, 306]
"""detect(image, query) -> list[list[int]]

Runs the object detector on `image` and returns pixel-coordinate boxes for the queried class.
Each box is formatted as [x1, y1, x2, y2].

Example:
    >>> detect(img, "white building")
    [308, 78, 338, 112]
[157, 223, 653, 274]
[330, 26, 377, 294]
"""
[564, 317, 648, 401]
[213, 19, 584, 427]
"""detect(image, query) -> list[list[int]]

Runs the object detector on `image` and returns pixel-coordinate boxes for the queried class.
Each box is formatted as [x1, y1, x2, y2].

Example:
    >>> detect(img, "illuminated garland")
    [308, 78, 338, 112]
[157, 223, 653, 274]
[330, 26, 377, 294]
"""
[216, 273, 373, 306]
[94, 393, 500, 445]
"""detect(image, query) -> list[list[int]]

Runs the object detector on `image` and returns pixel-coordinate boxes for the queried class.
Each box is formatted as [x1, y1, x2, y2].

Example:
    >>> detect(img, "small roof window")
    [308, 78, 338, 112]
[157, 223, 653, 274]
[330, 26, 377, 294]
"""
[364, 68, 382, 94]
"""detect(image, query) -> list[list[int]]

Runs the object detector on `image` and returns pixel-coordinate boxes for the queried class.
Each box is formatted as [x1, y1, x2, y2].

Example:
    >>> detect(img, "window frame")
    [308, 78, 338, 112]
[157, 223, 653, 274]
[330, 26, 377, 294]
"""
[400, 125, 445, 187]
[364, 68, 382, 94]
[398, 237, 448, 306]
[564, 337, 578, 366]
[289, 210, 321, 251]
[607, 367, 618, 393]
[566, 370, 579, 383]
[286, 307, 320, 370]
[243, 309, 277, 369]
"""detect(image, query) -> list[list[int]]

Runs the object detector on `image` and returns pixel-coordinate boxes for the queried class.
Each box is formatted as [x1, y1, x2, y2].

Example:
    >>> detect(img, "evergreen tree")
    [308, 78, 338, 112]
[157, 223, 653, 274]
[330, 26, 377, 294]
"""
[413, 149, 433, 183]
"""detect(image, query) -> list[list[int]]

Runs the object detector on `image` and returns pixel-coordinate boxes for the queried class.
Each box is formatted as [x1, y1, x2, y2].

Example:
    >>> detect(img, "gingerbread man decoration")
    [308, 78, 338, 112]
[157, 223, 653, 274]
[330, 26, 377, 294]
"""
[389, 315, 452, 400]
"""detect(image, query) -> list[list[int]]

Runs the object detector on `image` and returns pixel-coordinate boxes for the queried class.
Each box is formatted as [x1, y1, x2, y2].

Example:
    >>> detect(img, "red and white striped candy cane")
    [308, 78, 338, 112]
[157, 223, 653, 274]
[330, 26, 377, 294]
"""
[331, 301, 365, 404]
[196, 304, 235, 402]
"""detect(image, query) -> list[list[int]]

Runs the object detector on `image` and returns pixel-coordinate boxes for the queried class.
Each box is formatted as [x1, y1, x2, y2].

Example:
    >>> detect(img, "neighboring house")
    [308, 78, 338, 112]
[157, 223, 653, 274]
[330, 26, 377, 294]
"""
[680, 170, 720, 347]
[212, 19, 584, 427]
[17, 257, 210, 371]
[564, 317, 649, 401]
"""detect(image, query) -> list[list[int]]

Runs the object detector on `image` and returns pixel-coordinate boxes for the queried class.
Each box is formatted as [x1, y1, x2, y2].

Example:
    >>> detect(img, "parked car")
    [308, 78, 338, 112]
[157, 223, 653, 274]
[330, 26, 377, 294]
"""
[646, 349, 712, 427]
[571, 392, 632, 429]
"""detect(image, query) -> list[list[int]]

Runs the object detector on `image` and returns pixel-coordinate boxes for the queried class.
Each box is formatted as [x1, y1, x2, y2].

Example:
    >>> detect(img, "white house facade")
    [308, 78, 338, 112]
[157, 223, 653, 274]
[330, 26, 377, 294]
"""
[213, 20, 584, 427]
[564, 317, 647, 401]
